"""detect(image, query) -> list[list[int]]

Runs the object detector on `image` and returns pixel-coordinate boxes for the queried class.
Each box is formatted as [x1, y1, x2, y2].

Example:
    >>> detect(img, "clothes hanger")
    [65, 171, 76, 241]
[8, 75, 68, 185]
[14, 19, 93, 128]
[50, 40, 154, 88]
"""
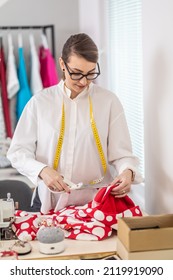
[29, 33, 37, 55]
[7, 33, 13, 48]
[41, 31, 48, 49]
[0, 35, 3, 48]
[29, 33, 34, 45]
[18, 32, 23, 48]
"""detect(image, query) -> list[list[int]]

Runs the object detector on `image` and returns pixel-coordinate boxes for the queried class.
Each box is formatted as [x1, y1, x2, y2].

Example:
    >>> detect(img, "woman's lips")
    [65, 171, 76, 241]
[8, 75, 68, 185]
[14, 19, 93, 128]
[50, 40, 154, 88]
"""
[76, 84, 86, 90]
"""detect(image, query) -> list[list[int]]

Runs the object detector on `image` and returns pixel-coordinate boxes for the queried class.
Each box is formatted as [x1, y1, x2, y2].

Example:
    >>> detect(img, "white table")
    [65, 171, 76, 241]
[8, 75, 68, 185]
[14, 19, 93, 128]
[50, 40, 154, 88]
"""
[0, 232, 117, 260]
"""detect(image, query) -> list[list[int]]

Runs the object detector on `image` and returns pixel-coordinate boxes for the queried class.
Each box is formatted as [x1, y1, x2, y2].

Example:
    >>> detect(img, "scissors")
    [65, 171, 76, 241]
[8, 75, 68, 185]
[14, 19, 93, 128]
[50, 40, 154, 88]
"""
[50, 177, 104, 193]
[63, 177, 105, 190]
[63, 177, 84, 190]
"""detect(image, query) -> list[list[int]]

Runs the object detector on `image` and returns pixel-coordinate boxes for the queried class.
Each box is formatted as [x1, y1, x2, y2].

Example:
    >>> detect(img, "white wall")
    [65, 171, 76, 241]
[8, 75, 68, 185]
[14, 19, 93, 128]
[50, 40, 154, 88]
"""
[78, 0, 109, 88]
[0, 0, 8, 8]
[0, 0, 109, 84]
[0, 0, 79, 74]
[143, 0, 173, 214]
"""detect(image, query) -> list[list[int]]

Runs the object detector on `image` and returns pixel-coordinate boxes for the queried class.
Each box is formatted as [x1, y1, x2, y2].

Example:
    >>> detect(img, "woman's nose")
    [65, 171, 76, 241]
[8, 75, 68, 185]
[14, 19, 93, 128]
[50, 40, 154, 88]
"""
[79, 76, 88, 85]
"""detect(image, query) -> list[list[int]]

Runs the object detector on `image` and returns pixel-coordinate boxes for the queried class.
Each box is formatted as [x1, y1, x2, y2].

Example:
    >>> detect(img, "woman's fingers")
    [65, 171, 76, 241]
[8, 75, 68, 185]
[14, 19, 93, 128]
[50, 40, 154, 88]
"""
[39, 166, 70, 192]
[110, 170, 133, 197]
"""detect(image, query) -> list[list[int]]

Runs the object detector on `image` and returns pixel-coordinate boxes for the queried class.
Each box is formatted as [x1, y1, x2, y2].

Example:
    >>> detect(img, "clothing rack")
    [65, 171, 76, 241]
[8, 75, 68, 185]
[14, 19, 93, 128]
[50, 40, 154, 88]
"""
[0, 24, 55, 58]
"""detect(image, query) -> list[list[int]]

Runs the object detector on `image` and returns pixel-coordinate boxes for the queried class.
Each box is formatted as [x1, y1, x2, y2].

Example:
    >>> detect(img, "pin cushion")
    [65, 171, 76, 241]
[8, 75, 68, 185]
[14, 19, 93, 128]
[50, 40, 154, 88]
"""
[37, 227, 65, 255]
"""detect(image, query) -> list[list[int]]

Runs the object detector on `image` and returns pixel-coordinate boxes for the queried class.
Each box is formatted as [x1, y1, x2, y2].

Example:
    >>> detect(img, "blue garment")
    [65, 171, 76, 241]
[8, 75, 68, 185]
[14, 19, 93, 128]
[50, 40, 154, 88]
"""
[17, 47, 32, 120]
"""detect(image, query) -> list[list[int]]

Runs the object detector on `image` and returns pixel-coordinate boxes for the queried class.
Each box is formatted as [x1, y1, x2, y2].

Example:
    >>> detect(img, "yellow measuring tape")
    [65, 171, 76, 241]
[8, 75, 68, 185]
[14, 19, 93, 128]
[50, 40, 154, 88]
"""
[53, 97, 107, 180]
[88, 96, 107, 175]
[53, 102, 65, 170]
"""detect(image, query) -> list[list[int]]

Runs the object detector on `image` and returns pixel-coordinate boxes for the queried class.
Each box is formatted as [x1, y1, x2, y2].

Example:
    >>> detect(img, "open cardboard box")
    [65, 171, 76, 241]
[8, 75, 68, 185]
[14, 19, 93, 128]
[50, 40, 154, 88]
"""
[117, 214, 173, 252]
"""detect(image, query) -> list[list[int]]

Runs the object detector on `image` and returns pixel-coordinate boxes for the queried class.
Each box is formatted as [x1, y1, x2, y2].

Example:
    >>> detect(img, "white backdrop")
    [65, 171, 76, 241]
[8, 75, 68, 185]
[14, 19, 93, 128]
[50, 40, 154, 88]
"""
[143, 0, 173, 214]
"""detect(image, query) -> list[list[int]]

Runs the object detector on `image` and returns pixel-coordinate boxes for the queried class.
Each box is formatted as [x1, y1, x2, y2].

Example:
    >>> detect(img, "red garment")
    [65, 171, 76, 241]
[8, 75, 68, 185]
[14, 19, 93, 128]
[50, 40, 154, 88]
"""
[12, 185, 142, 241]
[0, 46, 12, 137]
[39, 46, 58, 88]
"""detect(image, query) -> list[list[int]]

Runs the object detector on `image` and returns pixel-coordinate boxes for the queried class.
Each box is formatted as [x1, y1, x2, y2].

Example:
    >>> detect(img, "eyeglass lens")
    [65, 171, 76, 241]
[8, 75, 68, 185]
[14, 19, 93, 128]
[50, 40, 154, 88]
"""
[64, 62, 100, 80]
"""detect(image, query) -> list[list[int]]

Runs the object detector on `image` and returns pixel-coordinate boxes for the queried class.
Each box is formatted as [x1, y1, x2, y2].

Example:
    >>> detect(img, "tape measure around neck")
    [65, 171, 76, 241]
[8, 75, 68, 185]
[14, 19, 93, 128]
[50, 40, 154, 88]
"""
[53, 97, 107, 177]
[89, 96, 107, 175]
[53, 102, 65, 170]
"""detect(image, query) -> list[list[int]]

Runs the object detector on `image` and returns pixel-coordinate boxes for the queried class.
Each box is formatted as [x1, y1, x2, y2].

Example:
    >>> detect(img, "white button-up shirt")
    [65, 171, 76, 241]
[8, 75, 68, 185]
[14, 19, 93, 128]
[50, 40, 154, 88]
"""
[7, 80, 142, 187]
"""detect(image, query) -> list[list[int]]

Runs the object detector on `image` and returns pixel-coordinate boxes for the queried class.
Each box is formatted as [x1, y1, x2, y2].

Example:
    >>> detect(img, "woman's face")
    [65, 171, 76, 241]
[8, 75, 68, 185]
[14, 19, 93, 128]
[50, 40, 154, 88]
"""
[59, 54, 97, 97]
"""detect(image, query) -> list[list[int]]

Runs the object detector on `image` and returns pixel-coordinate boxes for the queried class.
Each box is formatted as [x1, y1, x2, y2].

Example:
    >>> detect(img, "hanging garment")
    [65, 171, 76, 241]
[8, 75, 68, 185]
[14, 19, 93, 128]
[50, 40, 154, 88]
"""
[29, 34, 43, 95]
[0, 42, 12, 138]
[39, 33, 58, 88]
[0, 88, 6, 140]
[12, 185, 142, 241]
[16, 34, 32, 120]
[6, 34, 20, 133]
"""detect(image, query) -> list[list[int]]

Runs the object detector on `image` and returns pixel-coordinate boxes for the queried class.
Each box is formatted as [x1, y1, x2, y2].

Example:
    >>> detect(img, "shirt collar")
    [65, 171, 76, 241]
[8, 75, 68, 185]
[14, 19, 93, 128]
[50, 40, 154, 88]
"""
[64, 84, 72, 98]
[58, 79, 94, 99]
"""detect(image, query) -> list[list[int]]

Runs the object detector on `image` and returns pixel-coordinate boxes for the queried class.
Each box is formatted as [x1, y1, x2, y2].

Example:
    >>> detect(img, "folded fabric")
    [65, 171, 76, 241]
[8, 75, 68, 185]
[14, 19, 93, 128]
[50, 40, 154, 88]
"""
[54, 185, 142, 240]
[12, 185, 142, 241]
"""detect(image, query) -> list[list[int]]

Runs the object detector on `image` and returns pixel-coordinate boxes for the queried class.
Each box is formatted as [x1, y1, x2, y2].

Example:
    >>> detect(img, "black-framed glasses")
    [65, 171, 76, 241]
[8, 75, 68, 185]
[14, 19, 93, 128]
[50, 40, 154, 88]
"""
[64, 61, 100, 81]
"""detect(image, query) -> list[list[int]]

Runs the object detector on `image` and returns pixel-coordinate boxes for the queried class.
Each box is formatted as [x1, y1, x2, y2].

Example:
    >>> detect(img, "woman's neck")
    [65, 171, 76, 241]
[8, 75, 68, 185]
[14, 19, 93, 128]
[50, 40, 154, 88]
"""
[70, 91, 79, 99]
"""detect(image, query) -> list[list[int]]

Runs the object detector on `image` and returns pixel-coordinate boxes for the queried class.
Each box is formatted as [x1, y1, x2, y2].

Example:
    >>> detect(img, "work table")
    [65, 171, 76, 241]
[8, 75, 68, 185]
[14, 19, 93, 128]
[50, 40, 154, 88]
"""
[0, 232, 117, 260]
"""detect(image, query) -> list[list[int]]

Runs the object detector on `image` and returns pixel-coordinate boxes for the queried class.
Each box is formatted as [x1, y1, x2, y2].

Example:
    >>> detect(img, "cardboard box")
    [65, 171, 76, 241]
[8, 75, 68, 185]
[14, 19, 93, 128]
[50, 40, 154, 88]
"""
[117, 214, 173, 252]
[117, 238, 173, 260]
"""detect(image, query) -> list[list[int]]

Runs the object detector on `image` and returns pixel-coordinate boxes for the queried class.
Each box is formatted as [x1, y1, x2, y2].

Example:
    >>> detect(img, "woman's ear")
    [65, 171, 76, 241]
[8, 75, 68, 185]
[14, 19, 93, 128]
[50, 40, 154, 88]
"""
[59, 57, 66, 80]
[59, 57, 65, 71]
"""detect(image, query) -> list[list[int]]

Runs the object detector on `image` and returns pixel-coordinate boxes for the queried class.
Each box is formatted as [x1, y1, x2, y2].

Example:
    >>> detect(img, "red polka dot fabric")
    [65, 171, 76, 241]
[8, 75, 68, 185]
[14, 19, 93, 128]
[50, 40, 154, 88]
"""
[12, 185, 142, 241]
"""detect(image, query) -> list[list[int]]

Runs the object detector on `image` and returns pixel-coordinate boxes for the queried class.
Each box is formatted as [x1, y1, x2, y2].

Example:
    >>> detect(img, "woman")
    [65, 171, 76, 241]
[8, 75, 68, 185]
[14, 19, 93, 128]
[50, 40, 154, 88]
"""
[7, 33, 142, 213]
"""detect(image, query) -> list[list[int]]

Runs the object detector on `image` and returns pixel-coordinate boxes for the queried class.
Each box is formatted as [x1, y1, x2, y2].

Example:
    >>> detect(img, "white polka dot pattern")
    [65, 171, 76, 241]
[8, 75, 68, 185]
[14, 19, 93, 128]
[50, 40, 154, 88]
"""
[21, 222, 29, 229]
[92, 227, 105, 238]
[93, 210, 105, 221]
[13, 185, 142, 241]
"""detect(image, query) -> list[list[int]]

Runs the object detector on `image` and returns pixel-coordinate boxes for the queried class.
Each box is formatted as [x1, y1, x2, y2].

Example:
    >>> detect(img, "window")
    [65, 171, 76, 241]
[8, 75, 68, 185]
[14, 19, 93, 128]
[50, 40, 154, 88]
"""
[107, 0, 144, 176]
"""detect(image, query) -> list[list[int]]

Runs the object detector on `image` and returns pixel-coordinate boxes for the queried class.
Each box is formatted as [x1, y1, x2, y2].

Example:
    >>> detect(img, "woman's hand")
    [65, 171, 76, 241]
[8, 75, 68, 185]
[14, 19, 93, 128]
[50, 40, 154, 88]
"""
[39, 166, 70, 193]
[110, 169, 133, 197]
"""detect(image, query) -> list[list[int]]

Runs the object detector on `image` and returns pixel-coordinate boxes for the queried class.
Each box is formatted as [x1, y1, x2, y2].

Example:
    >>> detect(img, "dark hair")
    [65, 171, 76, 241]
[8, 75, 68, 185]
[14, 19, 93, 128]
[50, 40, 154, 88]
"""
[62, 33, 98, 63]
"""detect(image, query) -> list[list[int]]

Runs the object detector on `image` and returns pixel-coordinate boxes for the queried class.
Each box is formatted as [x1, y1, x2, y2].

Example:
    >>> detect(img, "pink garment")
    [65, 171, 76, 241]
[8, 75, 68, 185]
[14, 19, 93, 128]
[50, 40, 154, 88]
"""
[39, 46, 58, 88]
[0, 46, 12, 138]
